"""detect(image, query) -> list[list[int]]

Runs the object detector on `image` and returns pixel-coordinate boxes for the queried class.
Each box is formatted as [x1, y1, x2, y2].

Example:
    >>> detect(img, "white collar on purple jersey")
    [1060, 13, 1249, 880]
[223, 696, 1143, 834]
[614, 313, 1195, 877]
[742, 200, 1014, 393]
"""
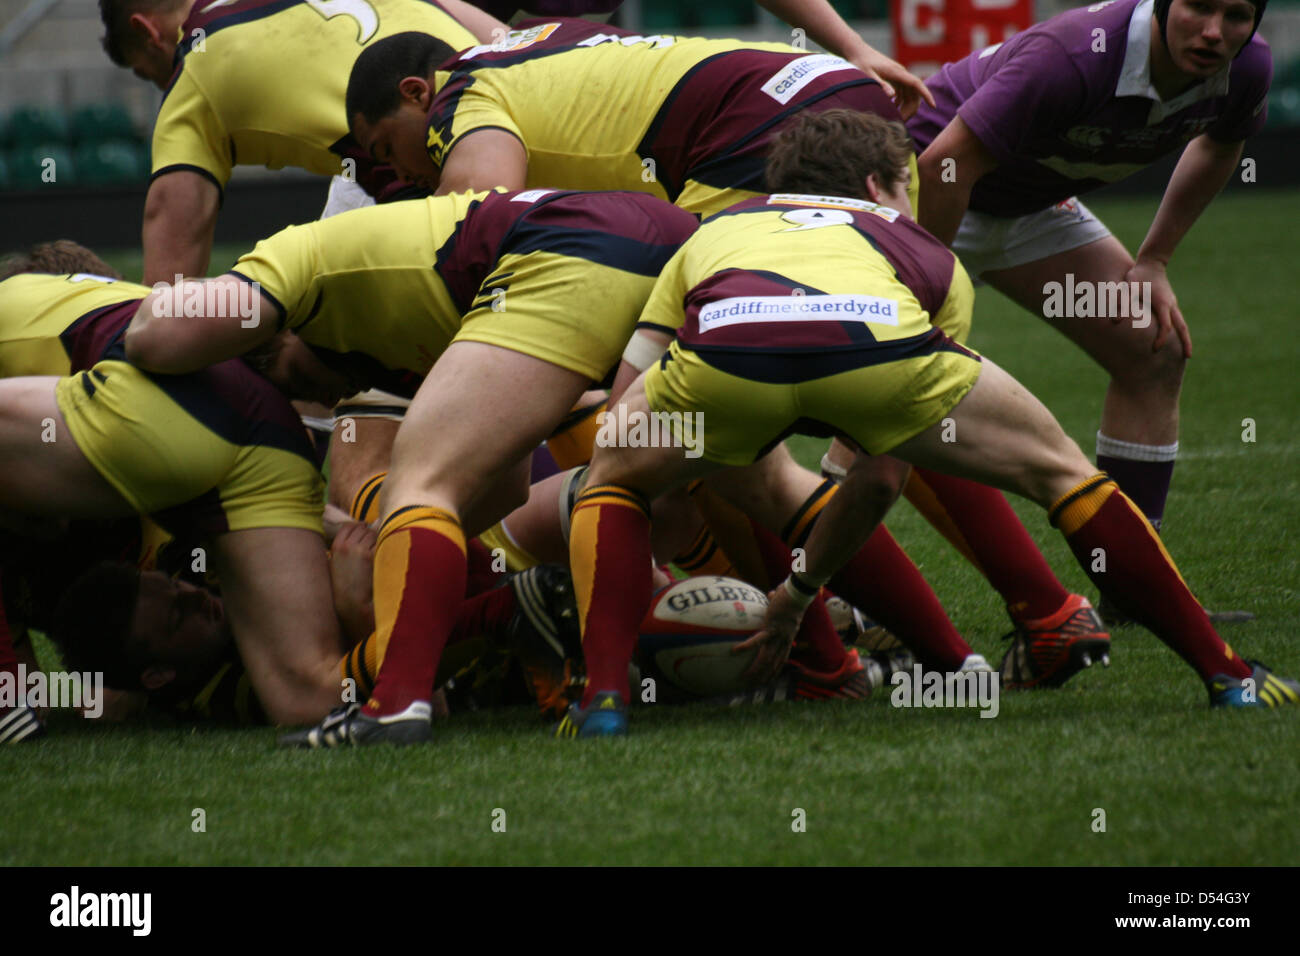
[1116, 0, 1230, 123]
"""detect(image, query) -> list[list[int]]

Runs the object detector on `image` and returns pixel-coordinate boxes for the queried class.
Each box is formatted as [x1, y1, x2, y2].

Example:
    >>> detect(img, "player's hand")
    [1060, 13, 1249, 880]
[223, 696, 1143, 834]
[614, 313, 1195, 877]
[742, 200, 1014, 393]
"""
[734, 584, 805, 684]
[330, 521, 377, 640]
[1126, 260, 1192, 358]
[848, 48, 935, 120]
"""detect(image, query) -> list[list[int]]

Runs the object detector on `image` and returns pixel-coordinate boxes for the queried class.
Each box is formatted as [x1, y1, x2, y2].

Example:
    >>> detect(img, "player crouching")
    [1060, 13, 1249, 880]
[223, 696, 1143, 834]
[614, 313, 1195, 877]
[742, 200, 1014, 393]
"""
[561, 110, 1298, 737]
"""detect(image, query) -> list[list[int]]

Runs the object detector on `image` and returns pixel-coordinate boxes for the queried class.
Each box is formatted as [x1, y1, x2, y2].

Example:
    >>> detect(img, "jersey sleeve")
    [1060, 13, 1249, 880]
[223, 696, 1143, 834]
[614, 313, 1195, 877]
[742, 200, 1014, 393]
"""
[1209, 41, 1271, 143]
[928, 254, 975, 345]
[229, 224, 321, 332]
[426, 73, 528, 169]
[151, 70, 234, 192]
[634, 243, 692, 336]
[956, 34, 1088, 165]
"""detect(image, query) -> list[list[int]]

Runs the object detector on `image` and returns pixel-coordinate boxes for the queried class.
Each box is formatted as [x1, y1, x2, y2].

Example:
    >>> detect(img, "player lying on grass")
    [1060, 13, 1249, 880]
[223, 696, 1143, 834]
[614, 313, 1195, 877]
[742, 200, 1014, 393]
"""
[560, 110, 1298, 737]
[123, 187, 701, 745]
[910, 0, 1269, 622]
[350, 17, 1115, 685]
[0, 242, 381, 735]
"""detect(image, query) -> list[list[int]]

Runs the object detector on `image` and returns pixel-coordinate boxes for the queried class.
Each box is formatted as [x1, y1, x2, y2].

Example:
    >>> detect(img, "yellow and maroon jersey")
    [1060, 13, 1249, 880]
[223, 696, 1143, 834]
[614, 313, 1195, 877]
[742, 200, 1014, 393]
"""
[637, 193, 976, 380]
[425, 17, 898, 212]
[152, 0, 476, 197]
[0, 273, 323, 538]
[230, 188, 697, 391]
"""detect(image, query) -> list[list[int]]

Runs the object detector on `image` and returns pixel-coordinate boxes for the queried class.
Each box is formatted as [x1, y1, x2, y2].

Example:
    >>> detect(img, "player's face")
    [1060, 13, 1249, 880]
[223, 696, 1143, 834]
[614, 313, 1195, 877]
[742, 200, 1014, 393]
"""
[130, 571, 228, 672]
[1165, 0, 1256, 75]
[868, 165, 914, 219]
[122, 17, 179, 90]
[353, 101, 442, 191]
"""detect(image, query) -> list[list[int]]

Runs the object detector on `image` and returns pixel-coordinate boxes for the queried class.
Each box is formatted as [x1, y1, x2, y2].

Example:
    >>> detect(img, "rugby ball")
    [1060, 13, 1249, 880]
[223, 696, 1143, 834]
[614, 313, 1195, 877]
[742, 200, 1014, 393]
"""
[637, 576, 768, 697]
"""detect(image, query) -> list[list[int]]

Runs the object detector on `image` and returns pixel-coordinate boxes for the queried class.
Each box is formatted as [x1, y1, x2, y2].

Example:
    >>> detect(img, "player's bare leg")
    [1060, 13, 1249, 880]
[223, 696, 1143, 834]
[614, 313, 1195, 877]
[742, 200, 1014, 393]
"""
[354, 342, 598, 741]
[878, 359, 1265, 697]
[562, 373, 720, 735]
[0, 377, 135, 517]
[328, 416, 401, 517]
[983, 236, 1184, 528]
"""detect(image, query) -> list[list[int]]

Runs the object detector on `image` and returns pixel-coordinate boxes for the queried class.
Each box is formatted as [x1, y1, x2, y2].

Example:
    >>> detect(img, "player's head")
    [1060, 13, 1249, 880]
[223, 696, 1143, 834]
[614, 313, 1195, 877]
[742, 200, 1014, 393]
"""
[764, 110, 915, 217]
[0, 240, 124, 282]
[53, 562, 230, 693]
[1154, 0, 1263, 70]
[98, 0, 192, 88]
[245, 330, 366, 407]
[346, 31, 456, 189]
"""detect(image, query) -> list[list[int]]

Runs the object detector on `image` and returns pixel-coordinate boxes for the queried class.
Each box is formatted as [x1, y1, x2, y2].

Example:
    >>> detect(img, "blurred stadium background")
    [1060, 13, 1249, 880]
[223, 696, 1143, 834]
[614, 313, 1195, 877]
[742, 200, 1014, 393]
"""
[1, 0, 1298, 249]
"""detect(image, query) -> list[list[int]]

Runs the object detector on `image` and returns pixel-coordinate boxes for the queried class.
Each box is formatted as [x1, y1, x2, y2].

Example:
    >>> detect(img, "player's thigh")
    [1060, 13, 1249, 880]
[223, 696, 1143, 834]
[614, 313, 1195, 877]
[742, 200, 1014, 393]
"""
[212, 526, 344, 725]
[383, 341, 591, 515]
[888, 359, 1095, 508]
[0, 376, 132, 516]
[703, 443, 823, 529]
[982, 236, 1184, 373]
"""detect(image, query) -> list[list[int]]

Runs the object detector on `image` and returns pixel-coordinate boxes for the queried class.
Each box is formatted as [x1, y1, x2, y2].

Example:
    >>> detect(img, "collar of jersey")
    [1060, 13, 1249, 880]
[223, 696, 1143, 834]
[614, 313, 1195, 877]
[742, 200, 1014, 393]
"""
[1116, 0, 1229, 123]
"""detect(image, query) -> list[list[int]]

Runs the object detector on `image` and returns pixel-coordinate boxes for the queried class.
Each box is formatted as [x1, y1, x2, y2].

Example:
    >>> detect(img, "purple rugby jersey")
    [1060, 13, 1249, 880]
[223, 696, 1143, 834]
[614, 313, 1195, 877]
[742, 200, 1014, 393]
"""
[907, 0, 1271, 217]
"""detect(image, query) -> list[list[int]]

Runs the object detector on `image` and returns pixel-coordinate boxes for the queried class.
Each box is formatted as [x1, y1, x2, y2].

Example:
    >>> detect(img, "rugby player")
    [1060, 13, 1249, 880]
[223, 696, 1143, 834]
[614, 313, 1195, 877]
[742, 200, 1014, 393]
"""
[98, 0, 501, 282]
[344, 17, 912, 217]
[124, 187, 700, 745]
[349, 16, 1116, 687]
[910, 0, 1270, 592]
[561, 111, 1298, 737]
[0, 242, 365, 729]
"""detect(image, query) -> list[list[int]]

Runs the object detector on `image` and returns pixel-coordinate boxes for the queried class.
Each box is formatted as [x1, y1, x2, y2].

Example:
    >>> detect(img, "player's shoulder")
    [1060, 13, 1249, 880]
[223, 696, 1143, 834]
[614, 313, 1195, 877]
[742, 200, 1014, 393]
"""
[1230, 33, 1272, 84]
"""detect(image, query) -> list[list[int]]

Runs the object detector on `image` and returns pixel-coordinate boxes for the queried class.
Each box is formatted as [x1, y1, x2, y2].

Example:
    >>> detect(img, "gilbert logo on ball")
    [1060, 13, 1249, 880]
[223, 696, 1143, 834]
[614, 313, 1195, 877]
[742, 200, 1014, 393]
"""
[638, 576, 768, 697]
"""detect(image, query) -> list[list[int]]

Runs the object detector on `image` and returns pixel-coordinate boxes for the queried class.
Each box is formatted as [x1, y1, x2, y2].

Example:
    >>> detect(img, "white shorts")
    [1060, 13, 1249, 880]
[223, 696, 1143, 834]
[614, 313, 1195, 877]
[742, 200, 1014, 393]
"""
[952, 198, 1112, 278]
[320, 174, 375, 219]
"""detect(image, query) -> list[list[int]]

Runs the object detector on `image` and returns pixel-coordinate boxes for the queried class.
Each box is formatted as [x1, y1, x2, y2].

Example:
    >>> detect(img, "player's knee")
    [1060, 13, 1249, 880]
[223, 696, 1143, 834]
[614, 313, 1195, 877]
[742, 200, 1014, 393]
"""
[1107, 330, 1186, 392]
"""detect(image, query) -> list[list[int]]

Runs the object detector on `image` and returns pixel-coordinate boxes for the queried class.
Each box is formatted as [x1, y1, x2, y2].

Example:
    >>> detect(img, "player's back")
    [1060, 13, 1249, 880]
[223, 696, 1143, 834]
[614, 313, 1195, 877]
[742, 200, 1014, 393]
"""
[662, 194, 970, 355]
[428, 18, 861, 199]
[155, 0, 477, 191]
[0, 272, 152, 376]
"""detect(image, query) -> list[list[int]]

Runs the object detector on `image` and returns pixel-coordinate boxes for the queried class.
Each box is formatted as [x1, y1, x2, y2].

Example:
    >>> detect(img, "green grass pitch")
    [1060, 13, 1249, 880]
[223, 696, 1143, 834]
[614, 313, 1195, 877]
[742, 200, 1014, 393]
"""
[3, 188, 1297, 866]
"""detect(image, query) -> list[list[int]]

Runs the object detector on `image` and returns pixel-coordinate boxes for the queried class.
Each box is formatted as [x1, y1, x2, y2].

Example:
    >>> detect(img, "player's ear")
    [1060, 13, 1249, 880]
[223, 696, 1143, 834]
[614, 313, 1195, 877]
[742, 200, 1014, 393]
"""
[863, 173, 885, 205]
[139, 665, 176, 691]
[397, 76, 433, 109]
[127, 12, 163, 48]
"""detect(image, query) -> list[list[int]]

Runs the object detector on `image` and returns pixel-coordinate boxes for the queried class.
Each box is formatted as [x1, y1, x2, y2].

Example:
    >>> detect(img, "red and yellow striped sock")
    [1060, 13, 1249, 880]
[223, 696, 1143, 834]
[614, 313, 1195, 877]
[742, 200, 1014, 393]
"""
[907, 468, 1069, 621]
[364, 505, 467, 717]
[546, 398, 607, 469]
[349, 471, 387, 523]
[1051, 475, 1249, 680]
[570, 483, 653, 706]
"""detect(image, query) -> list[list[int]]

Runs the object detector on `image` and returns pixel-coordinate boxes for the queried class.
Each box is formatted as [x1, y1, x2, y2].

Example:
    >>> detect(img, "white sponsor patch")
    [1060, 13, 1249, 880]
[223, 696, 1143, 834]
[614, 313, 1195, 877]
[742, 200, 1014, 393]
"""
[511, 188, 557, 203]
[460, 22, 560, 60]
[768, 193, 901, 222]
[761, 54, 856, 105]
[697, 294, 899, 332]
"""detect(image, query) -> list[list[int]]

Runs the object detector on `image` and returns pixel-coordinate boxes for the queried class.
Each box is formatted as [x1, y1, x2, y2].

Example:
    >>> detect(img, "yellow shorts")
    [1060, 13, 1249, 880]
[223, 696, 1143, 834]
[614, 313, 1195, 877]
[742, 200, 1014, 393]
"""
[644, 336, 981, 466]
[451, 249, 660, 383]
[56, 360, 324, 535]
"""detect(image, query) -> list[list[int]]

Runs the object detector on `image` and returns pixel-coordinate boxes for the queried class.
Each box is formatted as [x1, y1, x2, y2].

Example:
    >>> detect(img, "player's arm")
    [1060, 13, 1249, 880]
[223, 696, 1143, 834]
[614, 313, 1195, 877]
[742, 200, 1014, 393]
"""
[744, 451, 911, 678]
[434, 128, 527, 195]
[141, 171, 221, 285]
[1127, 135, 1244, 356]
[756, 0, 934, 117]
[439, 0, 509, 42]
[917, 115, 998, 246]
[610, 329, 672, 403]
[124, 275, 283, 373]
